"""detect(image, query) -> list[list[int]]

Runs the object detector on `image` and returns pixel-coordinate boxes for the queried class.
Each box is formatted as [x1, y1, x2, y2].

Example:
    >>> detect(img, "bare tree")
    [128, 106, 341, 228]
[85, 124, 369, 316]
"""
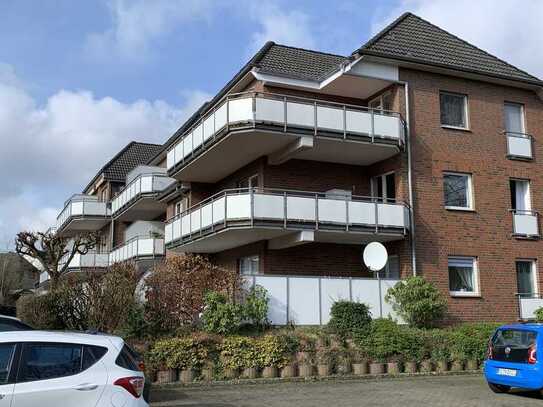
[15, 229, 97, 291]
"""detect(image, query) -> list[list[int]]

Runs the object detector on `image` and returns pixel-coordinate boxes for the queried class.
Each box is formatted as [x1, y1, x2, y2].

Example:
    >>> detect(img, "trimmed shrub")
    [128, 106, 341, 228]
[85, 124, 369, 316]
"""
[385, 276, 447, 328]
[449, 323, 500, 362]
[328, 300, 372, 338]
[148, 336, 217, 370]
[220, 336, 259, 370]
[256, 335, 292, 368]
[422, 329, 453, 362]
[354, 319, 424, 363]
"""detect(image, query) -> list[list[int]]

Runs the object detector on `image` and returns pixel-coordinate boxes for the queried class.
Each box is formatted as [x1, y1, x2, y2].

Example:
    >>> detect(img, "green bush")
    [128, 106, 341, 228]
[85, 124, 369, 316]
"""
[449, 323, 500, 362]
[220, 336, 259, 369]
[148, 336, 216, 370]
[355, 318, 419, 363]
[201, 291, 244, 335]
[328, 300, 372, 338]
[385, 276, 447, 328]
[244, 286, 269, 330]
[256, 335, 292, 368]
[422, 329, 452, 362]
[535, 307, 543, 322]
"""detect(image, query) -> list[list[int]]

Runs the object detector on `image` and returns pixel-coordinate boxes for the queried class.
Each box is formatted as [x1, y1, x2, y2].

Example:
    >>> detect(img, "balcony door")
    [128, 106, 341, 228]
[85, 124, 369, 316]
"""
[371, 172, 395, 203]
[238, 174, 259, 192]
[510, 179, 531, 212]
[516, 260, 536, 298]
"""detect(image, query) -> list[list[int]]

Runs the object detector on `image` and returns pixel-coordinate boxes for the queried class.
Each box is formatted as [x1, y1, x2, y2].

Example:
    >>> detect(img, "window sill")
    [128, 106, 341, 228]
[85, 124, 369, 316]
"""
[441, 125, 471, 132]
[450, 292, 481, 298]
[445, 206, 476, 212]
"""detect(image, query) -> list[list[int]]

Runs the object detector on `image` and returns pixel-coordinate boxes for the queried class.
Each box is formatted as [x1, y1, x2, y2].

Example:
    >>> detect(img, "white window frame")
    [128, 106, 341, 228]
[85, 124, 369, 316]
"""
[371, 171, 396, 202]
[443, 172, 474, 211]
[174, 196, 189, 216]
[440, 91, 469, 130]
[369, 90, 392, 111]
[504, 102, 526, 134]
[448, 256, 480, 297]
[516, 259, 538, 297]
[510, 178, 532, 212]
[239, 255, 261, 276]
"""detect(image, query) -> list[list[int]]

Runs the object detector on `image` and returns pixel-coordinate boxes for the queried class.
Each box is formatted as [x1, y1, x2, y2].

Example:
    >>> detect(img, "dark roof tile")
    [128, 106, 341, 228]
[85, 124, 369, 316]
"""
[83, 141, 162, 193]
[357, 13, 542, 85]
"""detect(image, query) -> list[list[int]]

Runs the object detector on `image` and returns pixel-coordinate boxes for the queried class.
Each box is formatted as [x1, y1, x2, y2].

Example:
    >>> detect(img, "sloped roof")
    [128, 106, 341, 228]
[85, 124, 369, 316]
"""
[356, 12, 542, 85]
[257, 44, 347, 81]
[83, 141, 162, 193]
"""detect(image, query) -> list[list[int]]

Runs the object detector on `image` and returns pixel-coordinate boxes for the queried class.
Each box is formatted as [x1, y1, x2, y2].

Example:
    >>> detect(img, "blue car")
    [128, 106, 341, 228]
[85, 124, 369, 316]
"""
[484, 323, 542, 393]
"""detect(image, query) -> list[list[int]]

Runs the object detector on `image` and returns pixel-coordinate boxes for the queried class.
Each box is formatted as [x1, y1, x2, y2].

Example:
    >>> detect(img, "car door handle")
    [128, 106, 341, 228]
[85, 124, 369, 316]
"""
[74, 383, 98, 391]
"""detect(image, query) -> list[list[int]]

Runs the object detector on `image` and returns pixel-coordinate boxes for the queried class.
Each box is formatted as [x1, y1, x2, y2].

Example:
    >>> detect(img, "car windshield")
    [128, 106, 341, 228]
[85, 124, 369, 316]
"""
[491, 329, 537, 363]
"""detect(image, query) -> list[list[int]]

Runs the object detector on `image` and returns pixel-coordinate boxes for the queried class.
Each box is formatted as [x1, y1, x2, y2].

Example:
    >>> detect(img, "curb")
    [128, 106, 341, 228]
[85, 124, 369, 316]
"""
[151, 369, 482, 390]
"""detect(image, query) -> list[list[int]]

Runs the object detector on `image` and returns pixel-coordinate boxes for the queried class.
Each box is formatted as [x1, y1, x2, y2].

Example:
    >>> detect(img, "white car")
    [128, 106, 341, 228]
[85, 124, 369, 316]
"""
[0, 331, 148, 407]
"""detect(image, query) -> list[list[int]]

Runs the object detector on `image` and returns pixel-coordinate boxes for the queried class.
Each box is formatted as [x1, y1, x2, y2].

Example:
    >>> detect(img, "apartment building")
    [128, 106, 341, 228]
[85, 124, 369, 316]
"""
[42, 142, 172, 287]
[50, 13, 543, 324]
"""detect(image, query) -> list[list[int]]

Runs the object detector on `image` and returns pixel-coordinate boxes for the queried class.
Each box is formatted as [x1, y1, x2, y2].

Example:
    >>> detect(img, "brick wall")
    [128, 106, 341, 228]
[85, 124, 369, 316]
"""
[401, 67, 543, 323]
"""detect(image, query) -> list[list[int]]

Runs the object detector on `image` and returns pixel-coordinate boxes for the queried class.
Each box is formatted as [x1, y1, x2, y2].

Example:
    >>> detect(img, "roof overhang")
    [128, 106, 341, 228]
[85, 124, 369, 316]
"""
[251, 57, 399, 100]
[355, 52, 543, 95]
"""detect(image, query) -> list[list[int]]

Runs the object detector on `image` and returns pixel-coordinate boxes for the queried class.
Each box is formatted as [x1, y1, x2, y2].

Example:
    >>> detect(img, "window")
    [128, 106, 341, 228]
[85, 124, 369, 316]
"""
[443, 172, 473, 210]
[0, 344, 15, 384]
[82, 345, 108, 370]
[115, 344, 140, 371]
[175, 196, 189, 216]
[510, 179, 531, 212]
[516, 260, 537, 298]
[18, 343, 83, 382]
[440, 92, 468, 129]
[383, 255, 400, 279]
[238, 174, 259, 190]
[504, 102, 525, 135]
[448, 256, 479, 296]
[239, 255, 260, 275]
[371, 172, 396, 203]
[369, 91, 392, 111]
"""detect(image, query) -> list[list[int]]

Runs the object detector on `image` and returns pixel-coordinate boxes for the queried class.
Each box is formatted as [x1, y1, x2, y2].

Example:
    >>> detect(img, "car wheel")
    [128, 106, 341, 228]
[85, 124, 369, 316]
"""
[488, 382, 510, 393]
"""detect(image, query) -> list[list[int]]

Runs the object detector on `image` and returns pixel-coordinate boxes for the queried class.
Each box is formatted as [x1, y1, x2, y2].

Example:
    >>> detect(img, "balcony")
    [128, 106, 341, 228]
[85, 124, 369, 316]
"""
[518, 294, 543, 320]
[506, 132, 533, 160]
[512, 210, 539, 238]
[56, 194, 110, 235]
[165, 188, 409, 253]
[109, 236, 165, 264]
[166, 92, 405, 183]
[111, 170, 175, 221]
[59, 252, 109, 270]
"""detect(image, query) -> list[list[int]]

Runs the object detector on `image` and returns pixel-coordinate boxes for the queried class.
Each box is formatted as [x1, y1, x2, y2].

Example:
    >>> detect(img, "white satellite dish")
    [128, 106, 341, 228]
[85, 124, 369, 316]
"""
[363, 242, 388, 272]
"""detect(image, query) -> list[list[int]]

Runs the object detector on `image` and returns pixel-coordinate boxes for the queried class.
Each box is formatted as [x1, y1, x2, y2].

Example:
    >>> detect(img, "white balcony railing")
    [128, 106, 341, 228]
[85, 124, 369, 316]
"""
[56, 195, 110, 230]
[59, 252, 110, 270]
[166, 92, 405, 171]
[518, 294, 543, 320]
[165, 188, 409, 246]
[111, 173, 175, 215]
[506, 132, 533, 160]
[109, 237, 165, 264]
[512, 210, 539, 237]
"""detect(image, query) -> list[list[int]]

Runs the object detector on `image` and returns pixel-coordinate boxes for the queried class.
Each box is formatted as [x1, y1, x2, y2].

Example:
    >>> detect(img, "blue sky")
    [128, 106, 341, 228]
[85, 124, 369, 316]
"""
[1, 0, 542, 248]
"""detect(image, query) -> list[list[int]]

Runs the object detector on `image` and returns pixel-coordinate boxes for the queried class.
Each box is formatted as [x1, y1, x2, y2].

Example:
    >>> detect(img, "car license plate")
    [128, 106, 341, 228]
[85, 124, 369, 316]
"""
[497, 368, 517, 377]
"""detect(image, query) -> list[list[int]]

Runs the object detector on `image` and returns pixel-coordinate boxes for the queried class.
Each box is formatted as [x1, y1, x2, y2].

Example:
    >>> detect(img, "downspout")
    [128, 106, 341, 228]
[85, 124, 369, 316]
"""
[399, 80, 417, 276]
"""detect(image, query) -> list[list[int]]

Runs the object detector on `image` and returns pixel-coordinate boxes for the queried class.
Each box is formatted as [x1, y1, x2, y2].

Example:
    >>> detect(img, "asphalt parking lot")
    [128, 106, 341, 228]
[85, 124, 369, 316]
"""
[150, 374, 543, 407]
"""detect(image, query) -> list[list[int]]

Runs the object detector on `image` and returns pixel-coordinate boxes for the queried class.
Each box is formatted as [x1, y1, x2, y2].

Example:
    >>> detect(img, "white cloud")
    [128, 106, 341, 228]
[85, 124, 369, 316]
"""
[0, 64, 210, 245]
[373, 0, 543, 79]
[86, 0, 213, 61]
[249, 3, 315, 53]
